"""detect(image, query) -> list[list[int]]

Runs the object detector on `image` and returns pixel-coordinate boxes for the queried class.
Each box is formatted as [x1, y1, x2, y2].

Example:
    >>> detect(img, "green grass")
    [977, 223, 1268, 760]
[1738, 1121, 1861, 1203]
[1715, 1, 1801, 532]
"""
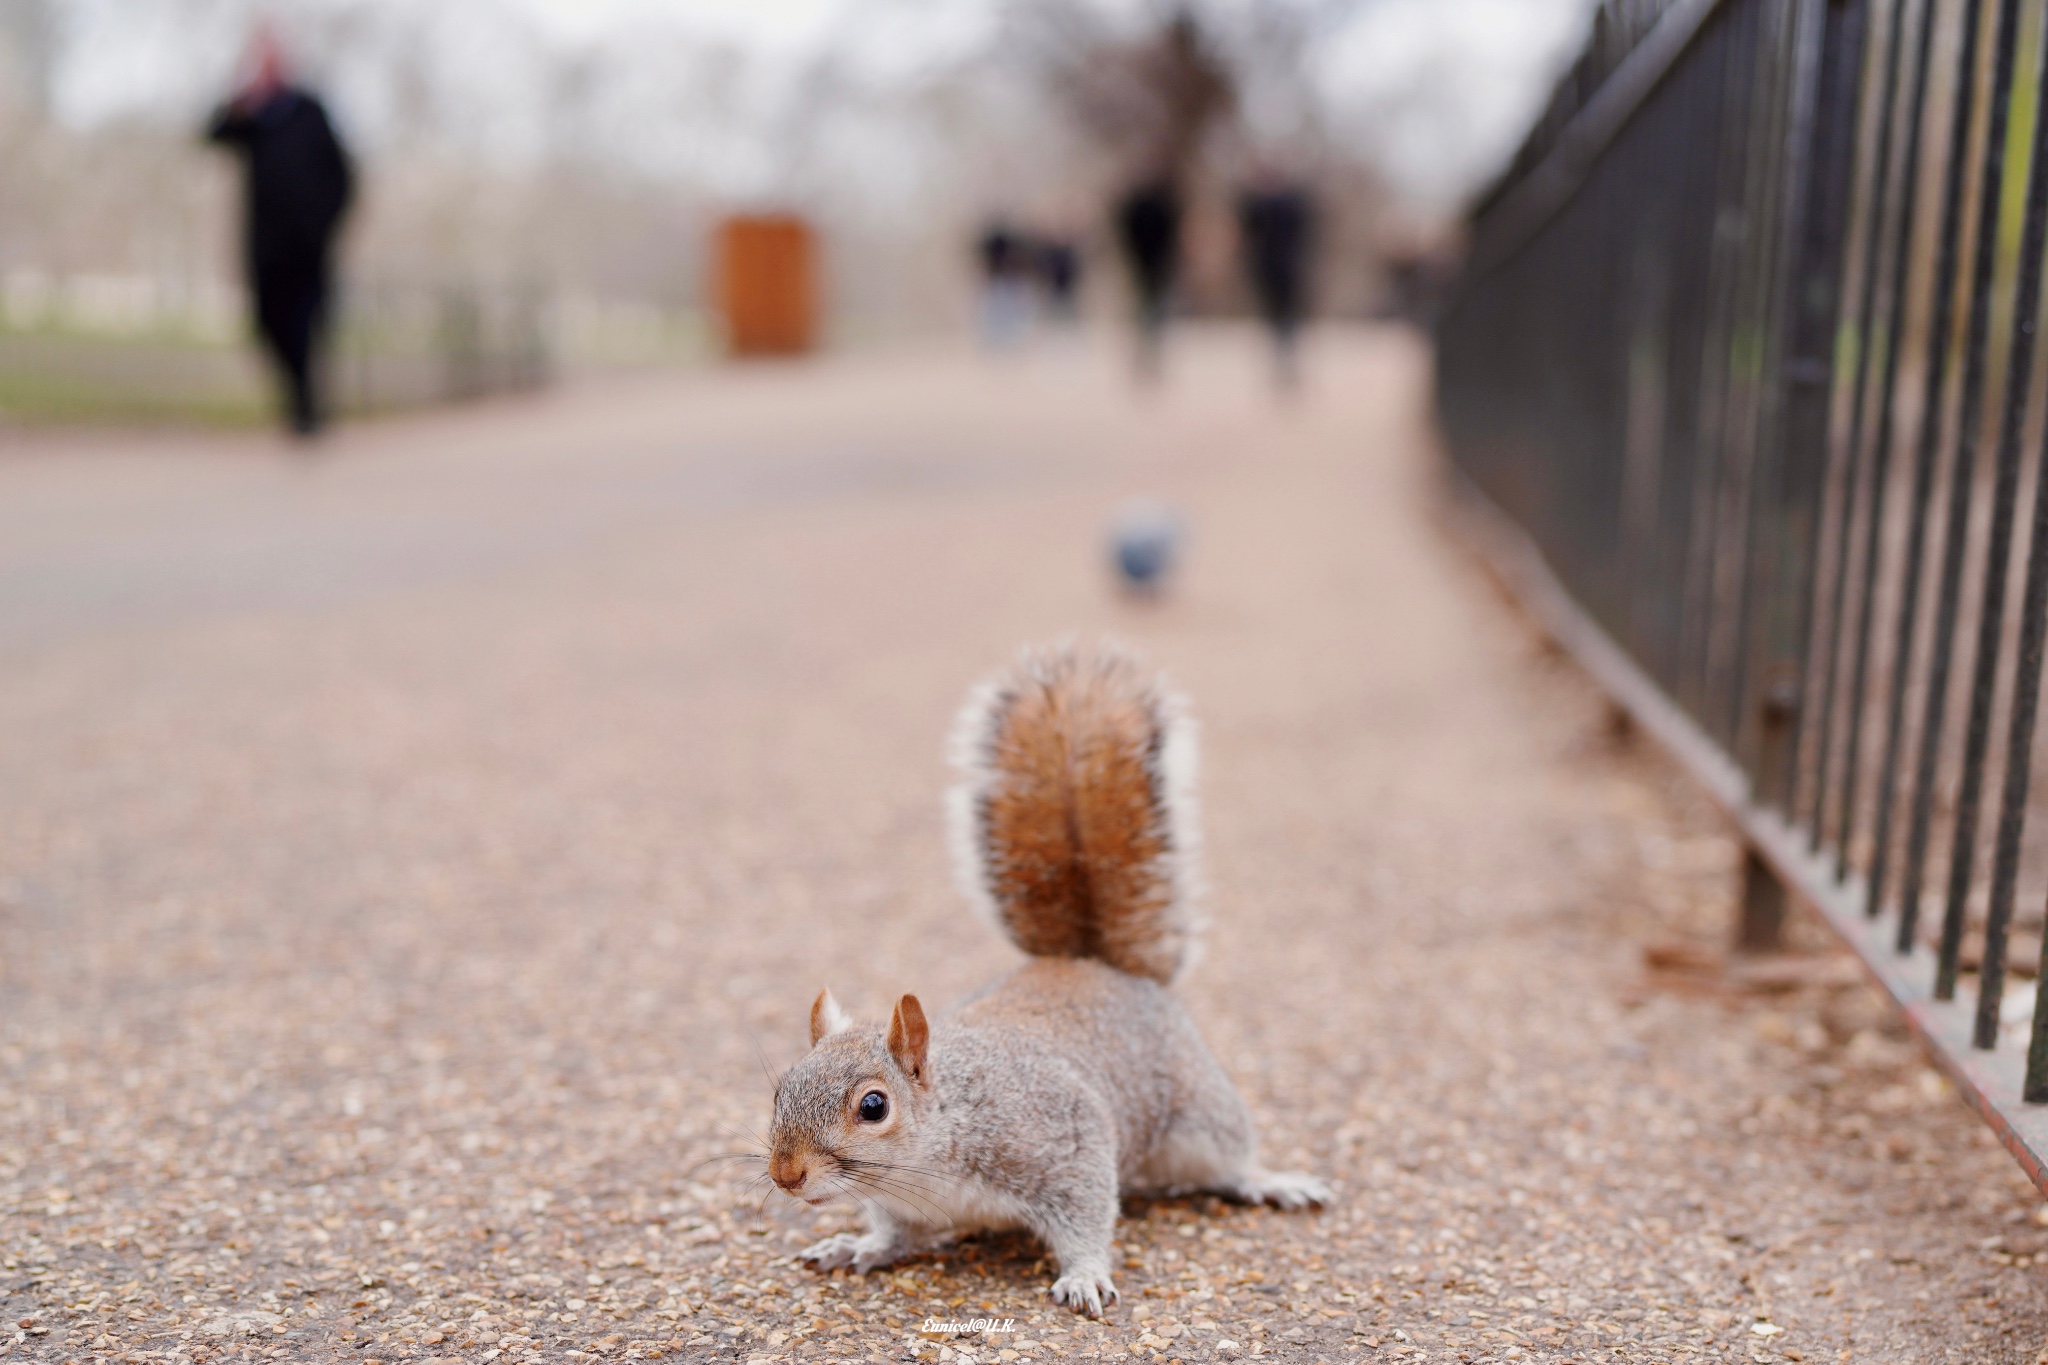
[0, 325, 275, 429]
[0, 371, 271, 429]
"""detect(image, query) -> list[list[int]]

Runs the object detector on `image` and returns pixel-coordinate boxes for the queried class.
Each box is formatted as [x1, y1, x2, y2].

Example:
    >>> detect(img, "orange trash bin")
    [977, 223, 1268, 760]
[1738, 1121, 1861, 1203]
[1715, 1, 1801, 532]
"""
[714, 214, 820, 357]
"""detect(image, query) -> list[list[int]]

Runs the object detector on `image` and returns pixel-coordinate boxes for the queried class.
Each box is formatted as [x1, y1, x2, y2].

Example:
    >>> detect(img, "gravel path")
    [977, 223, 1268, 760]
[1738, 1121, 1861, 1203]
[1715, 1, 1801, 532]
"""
[4, 329, 2046, 1365]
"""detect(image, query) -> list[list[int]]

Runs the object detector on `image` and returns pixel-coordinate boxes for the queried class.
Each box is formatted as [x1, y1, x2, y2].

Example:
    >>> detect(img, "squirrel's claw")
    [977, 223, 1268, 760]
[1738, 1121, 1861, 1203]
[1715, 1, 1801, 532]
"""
[1223, 1168, 1333, 1210]
[799, 1233, 862, 1271]
[852, 1243, 904, 1274]
[1271, 1172, 1334, 1209]
[801, 1230, 912, 1274]
[1259, 1171, 1332, 1210]
[1049, 1269, 1118, 1318]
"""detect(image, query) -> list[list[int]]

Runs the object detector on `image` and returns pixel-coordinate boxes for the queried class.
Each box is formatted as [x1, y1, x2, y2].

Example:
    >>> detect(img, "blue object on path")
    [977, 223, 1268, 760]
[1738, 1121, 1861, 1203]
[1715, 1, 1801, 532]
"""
[1110, 500, 1183, 595]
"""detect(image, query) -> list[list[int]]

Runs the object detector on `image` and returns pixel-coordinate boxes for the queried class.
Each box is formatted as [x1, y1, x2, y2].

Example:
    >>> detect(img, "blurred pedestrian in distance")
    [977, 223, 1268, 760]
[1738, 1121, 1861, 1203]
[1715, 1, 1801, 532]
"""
[1115, 182, 1181, 380]
[1035, 238, 1082, 324]
[1238, 181, 1313, 391]
[206, 27, 354, 438]
[976, 221, 1032, 349]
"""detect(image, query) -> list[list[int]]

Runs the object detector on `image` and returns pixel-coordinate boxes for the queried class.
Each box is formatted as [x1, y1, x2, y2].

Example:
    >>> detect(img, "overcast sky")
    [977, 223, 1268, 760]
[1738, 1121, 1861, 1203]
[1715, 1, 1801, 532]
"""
[24, 0, 1593, 216]
[514, 0, 850, 47]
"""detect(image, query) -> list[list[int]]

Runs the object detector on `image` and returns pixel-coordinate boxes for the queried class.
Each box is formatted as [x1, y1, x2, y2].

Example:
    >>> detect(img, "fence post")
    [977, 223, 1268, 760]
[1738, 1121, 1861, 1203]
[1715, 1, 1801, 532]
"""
[1734, 0, 1868, 948]
[1739, 846, 1790, 950]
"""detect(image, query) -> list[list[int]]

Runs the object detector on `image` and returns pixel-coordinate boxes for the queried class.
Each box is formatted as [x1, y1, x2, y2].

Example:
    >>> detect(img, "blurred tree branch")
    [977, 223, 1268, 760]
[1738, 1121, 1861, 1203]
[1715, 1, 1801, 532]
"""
[1006, 4, 1235, 187]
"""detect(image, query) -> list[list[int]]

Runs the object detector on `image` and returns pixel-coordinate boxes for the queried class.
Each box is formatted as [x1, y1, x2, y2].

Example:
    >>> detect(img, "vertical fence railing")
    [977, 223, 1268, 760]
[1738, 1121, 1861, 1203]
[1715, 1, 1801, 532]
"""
[332, 281, 551, 418]
[1438, 0, 2048, 1189]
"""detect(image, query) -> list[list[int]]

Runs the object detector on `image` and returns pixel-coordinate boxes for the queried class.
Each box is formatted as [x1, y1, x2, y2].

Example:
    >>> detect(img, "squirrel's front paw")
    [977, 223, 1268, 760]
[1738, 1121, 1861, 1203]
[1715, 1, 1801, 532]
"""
[1048, 1268, 1118, 1318]
[802, 1231, 910, 1274]
[800, 1233, 863, 1272]
[851, 1240, 907, 1274]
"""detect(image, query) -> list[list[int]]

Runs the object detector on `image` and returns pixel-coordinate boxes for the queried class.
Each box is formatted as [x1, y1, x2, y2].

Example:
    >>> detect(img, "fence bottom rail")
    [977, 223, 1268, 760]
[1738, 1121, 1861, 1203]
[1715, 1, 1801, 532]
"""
[1448, 468, 2048, 1196]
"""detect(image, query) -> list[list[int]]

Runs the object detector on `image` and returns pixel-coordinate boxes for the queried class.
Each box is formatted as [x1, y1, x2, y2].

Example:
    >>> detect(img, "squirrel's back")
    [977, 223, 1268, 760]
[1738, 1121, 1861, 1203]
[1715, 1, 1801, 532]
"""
[947, 642, 1201, 984]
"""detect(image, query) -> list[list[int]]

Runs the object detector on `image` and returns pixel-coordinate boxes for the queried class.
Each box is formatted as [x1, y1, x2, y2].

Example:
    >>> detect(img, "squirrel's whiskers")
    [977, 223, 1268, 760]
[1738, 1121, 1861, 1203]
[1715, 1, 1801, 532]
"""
[766, 642, 1330, 1319]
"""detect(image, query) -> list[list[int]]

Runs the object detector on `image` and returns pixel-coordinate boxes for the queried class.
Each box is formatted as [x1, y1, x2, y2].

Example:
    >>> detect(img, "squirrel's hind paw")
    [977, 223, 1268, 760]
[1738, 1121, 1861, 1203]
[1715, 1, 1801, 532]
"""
[1224, 1169, 1332, 1210]
[1049, 1269, 1118, 1318]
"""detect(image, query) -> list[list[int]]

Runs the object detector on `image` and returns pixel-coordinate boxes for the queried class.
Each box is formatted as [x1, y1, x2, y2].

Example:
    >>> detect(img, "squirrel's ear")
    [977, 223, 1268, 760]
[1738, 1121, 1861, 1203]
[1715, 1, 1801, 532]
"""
[887, 994, 930, 1085]
[810, 988, 852, 1046]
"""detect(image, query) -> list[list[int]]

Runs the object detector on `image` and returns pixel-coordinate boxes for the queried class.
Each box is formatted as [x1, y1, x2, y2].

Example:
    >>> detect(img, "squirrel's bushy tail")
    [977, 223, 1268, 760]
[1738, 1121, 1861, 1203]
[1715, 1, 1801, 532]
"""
[947, 641, 1202, 985]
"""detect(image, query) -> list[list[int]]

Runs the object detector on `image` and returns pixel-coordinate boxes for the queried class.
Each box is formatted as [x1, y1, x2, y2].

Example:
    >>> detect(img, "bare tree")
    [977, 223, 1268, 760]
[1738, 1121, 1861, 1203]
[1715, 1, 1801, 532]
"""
[1003, 0, 1400, 317]
[1008, 3, 1235, 189]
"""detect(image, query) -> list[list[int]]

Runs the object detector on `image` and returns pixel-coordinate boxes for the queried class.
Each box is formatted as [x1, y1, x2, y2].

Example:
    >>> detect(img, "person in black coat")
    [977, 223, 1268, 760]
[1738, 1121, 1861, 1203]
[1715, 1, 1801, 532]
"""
[1237, 185, 1313, 390]
[1115, 182, 1182, 379]
[207, 35, 354, 436]
[1035, 238, 1082, 323]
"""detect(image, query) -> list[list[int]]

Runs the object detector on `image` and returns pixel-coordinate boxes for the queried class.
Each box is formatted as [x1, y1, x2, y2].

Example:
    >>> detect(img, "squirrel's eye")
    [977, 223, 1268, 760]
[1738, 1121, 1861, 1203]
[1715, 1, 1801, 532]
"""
[858, 1091, 888, 1123]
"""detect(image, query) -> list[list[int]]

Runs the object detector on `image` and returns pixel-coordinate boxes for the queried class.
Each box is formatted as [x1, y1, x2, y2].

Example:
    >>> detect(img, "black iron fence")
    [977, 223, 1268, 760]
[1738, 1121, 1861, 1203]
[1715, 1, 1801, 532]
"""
[1438, 0, 2048, 1190]
[334, 283, 551, 417]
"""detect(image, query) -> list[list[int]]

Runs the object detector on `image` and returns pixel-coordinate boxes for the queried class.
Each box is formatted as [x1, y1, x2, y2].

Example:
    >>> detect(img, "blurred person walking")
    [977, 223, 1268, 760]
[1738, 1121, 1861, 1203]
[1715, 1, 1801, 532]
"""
[976, 221, 1032, 349]
[1033, 8, 1228, 379]
[206, 29, 354, 437]
[1237, 182, 1313, 391]
[1115, 183, 1181, 379]
[1036, 237, 1082, 324]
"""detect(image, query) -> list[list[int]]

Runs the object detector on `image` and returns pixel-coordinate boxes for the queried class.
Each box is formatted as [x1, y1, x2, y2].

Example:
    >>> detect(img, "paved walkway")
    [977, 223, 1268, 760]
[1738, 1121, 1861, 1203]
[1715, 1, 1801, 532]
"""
[2, 330, 2044, 1365]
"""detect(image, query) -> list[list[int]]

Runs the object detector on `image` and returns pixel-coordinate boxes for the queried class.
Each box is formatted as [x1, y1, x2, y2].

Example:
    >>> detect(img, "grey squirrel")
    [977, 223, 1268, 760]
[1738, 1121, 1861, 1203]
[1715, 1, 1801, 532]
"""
[767, 642, 1329, 1317]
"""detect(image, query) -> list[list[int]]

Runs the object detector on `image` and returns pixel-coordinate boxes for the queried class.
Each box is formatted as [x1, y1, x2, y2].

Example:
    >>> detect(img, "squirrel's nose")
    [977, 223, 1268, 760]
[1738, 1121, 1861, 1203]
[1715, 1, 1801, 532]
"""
[769, 1152, 807, 1193]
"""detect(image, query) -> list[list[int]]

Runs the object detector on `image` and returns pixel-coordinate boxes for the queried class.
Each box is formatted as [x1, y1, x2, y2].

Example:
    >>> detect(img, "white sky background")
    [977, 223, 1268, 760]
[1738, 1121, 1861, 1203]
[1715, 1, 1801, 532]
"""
[516, 0, 846, 49]
[1315, 0, 1595, 215]
[31, 0, 1594, 219]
